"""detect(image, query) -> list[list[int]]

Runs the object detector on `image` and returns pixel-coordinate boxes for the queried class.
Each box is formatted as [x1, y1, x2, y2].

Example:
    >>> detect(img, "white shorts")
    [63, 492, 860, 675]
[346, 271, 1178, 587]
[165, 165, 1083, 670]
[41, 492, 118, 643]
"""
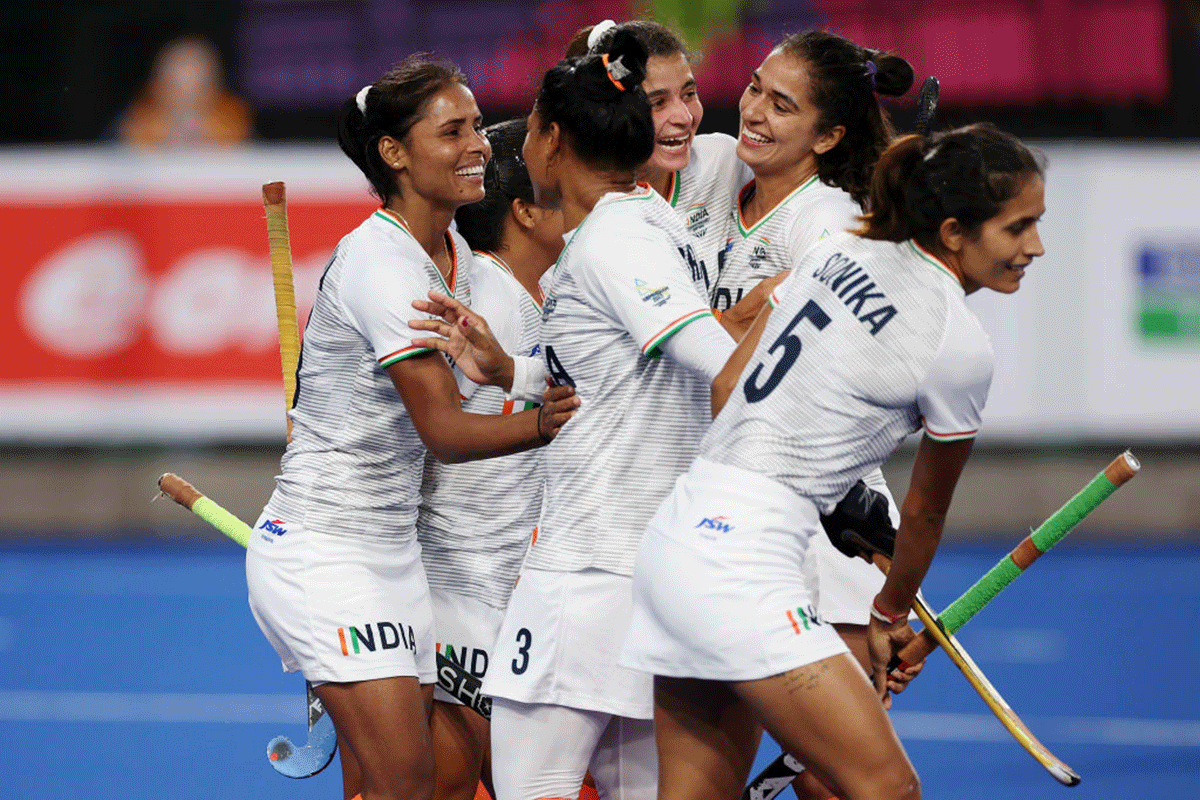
[431, 589, 503, 705]
[490, 697, 656, 800]
[246, 511, 436, 685]
[619, 458, 849, 682]
[484, 567, 653, 719]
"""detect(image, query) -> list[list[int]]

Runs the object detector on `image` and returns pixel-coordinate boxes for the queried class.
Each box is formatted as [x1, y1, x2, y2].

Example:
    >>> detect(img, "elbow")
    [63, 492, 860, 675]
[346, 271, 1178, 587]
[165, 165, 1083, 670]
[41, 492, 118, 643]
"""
[414, 422, 470, 464]
[710, 377, 735, 418]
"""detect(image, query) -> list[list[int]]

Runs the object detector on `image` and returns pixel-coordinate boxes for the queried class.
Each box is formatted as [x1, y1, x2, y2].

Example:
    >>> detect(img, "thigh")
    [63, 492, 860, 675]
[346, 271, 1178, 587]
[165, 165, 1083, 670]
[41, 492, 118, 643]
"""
[652, 677, 762, 800]
[431, 699, 491, 800]
[588, 715, 657, 800]
[316, 677, 436, 799]
[732, 653, 917, 800]
[490, 697, 609, 800]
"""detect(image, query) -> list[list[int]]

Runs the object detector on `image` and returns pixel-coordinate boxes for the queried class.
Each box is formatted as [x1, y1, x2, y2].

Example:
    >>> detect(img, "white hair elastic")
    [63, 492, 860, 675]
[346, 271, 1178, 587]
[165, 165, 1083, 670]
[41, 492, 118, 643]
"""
[587, 19, 616, 51]
[355, 85, 371, 114]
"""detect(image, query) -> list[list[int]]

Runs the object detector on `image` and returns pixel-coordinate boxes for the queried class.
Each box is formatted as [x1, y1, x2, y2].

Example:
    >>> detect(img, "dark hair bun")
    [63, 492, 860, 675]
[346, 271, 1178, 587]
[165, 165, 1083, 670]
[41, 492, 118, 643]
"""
[580, 29, 648, 98]
[864, 48, 914, 97]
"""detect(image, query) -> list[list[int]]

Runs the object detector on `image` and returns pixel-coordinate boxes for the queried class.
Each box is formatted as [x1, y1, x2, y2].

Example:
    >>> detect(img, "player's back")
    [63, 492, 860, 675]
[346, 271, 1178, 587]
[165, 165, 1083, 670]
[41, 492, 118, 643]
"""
[703, 233, 993, 512]
[529, 188, 714, 576]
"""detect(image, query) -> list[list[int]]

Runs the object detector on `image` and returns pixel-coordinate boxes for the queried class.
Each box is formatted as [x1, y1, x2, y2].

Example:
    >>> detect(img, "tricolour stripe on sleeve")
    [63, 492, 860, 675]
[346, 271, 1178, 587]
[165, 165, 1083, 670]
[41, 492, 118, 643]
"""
[642, 309, 714, 357]
[379, 345, 433, 368]
[924, 426, 979, 442]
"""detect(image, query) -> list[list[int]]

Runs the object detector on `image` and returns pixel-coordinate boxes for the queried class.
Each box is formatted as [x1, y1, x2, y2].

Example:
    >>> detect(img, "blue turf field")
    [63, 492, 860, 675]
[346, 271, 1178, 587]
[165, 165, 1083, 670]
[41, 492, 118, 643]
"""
[1, 539, 1197, 799]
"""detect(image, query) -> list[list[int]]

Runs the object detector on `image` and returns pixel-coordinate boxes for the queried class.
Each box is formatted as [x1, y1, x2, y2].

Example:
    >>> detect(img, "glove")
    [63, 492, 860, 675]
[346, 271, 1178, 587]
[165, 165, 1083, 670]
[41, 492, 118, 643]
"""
[820, 479, 896, 560]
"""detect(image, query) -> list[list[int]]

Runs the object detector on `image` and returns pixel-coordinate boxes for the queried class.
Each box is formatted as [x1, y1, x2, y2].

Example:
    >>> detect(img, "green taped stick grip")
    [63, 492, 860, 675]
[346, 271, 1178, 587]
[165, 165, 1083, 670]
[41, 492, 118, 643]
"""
[158, 473, 254, 550]
[897, 450, 1139, 667]
[192, 495, 253, 548]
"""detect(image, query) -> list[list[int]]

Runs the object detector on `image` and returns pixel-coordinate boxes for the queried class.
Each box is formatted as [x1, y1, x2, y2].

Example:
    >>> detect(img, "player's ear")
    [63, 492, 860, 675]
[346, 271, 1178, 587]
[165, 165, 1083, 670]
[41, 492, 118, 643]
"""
[813, 124, 846, 156]
[938, 217, 965, 253]
[378, 135, 407, 172]
[511, 198, 537, 231]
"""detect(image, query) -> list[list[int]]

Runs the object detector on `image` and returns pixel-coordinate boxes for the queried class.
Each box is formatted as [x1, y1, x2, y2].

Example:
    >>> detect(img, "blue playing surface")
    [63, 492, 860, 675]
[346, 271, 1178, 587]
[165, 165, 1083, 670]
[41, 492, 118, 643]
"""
[1, 538, 1197, 799]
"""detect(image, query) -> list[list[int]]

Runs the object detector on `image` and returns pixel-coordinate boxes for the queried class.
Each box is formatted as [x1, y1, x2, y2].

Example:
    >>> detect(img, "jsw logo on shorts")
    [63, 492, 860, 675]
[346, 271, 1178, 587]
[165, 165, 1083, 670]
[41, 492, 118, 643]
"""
[337, 622, 416, 656]
[436, 642, 489, 678]
[256, 515, 286, 542]
[786, 604, 824, 635]
[695, 515, 734, 533]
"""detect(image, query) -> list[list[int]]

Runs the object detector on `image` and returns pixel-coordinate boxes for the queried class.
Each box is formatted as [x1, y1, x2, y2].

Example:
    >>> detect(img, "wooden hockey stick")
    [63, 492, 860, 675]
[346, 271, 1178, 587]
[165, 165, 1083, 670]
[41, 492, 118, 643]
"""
[262, 181, 301, 440]
[745, 451, 1138, 797]
[259, 181, 333, 776]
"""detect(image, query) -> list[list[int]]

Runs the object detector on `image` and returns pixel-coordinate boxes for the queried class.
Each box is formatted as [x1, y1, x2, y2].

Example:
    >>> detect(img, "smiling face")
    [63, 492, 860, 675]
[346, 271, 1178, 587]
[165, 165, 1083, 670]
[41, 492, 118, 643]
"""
[642, 52, 702, 177]
[387, 83, 491, 210]
[736, 48, 843, 182]
[951, 174, 1047, 294]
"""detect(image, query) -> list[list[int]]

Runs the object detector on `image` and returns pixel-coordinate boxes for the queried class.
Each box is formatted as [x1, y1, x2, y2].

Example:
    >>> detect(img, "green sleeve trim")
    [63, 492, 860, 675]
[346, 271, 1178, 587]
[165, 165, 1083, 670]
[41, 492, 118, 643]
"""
[642, 309, 713, 358]
[379, 346, 434, 368]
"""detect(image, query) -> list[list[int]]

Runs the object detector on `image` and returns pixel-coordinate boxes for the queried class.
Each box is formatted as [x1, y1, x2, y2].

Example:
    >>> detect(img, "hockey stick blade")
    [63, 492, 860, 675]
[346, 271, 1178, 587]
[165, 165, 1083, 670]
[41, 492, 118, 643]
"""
[915, 608, 1080, 786]
[266, 681, 338, 778]
[157, 474, 494, 740]
[913, 76, 940, 137]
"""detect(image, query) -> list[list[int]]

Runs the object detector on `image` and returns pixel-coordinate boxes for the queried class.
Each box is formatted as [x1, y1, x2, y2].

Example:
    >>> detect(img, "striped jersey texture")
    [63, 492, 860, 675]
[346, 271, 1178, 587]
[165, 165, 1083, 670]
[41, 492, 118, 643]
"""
[712, 174, 860, 310]
[704, 235, 994, 513]
[265, 210, 470, 543]
[526, 186, 715, 576]
[666, 132, 751, 294]
[418, 252, 545, 610]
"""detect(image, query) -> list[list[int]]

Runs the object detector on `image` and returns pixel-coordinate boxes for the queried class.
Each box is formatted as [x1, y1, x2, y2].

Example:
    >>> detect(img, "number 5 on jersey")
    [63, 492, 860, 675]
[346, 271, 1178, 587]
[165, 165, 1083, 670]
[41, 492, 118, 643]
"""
[744, 299, 831, 403]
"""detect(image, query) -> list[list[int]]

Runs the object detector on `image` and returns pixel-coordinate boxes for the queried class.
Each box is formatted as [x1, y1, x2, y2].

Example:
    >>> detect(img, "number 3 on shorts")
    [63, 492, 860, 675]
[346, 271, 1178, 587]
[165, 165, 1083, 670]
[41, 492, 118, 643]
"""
[511, 627, 532, 674]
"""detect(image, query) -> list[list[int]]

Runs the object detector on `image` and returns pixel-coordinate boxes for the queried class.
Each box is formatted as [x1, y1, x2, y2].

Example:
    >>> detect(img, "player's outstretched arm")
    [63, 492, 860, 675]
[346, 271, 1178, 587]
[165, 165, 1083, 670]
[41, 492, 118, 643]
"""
[387, 352, 577, 463]
[710, 302, 774, 417]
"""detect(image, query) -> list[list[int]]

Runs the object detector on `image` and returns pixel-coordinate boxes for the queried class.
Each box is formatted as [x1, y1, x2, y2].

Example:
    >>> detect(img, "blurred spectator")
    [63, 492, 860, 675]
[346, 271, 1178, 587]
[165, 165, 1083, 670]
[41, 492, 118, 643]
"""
[117, 35, 252, 147]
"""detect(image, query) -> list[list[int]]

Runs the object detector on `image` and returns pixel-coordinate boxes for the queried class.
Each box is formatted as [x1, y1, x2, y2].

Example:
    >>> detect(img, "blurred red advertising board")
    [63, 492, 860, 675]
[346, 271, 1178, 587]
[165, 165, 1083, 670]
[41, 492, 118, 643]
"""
[0, 147, 375, 442]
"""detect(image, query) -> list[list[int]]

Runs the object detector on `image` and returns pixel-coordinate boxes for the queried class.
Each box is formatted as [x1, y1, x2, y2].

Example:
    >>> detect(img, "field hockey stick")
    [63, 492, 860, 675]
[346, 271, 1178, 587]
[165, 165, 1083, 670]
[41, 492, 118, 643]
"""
[891, 450, 1139, 672]
[745, 450, 1137, 797]
[263, 181, 302, 440]
[155, 472, 336, 778]
[742, 589, 1067, 800]
[156, 472, 494, 722]
[913, 76, 940, 137]
[261, 180, 338, 776]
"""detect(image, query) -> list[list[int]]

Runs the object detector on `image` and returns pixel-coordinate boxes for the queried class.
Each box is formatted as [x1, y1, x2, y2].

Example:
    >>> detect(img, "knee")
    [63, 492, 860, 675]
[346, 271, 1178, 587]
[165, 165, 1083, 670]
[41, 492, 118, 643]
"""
[838, 763, 918, 800]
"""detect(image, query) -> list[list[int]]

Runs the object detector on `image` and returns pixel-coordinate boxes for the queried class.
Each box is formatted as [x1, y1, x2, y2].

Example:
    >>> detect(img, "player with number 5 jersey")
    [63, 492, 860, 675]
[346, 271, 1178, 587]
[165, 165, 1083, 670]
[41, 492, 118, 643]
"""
[621, 122, 1047, 800]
